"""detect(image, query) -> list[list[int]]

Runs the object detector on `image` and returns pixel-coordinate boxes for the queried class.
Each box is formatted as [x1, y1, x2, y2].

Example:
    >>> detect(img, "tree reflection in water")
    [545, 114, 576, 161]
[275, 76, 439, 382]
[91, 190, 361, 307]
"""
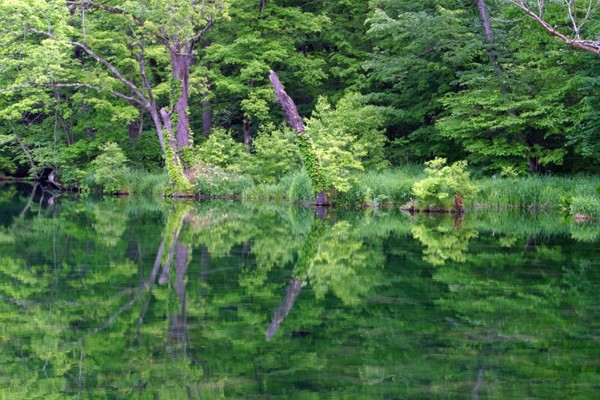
[0, 185, 599, 399]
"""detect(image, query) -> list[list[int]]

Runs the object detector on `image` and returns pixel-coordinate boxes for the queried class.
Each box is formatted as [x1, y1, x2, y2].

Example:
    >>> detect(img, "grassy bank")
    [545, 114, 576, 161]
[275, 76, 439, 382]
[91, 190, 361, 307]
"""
[472, 175, 600, 217]
[203, 167, 600, 218]
[104, 166, 600, 219]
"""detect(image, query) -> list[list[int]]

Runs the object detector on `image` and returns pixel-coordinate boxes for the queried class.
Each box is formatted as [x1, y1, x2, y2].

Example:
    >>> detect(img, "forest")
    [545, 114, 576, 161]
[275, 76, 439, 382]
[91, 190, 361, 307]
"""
[2, 0, 600, 210]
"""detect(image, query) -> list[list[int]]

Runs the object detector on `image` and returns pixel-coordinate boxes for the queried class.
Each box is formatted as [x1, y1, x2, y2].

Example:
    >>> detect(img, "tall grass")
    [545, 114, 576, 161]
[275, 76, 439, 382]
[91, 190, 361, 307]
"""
[119, 163, 600, 221]
[570, 196, 600, 219]
[243, 170, 313, 203]
[193, 165, 254, 198]
[124, 170, 169, 196]
[473, 175, 600, 211]
[335, 167, 422, 207]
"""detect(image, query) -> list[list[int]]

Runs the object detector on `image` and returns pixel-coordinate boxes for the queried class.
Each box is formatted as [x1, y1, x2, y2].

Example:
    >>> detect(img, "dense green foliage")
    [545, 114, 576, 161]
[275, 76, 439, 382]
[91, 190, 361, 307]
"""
[3, 1, 600, 204]
[410, 157, 477, 211]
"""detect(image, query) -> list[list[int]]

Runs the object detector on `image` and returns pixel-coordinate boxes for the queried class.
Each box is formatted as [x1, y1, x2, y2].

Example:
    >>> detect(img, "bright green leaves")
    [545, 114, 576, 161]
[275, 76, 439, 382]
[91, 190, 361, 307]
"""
[145, 0, 229, 44]
[90, 142, 130, 194]
[195, 128, 248, 173]
[306, 92, 387, 193]
[245, 123, 302, 184]
[411, 158, 478, 211]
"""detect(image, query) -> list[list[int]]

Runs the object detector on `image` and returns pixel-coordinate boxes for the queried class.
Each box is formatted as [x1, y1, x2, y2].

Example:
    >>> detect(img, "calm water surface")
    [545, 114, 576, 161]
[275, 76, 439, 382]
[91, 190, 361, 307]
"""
[1, 184, 599, 399]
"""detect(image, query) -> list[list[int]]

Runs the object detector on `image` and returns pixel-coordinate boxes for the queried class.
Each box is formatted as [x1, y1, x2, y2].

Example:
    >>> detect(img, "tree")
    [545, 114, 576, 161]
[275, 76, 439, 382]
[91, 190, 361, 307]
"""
[436, 1, 583, 173]
[201, 0, 329, 150]
[503, 1, 600, 169]
[363, 1, 475, 163]
[0, 0, 227, 190]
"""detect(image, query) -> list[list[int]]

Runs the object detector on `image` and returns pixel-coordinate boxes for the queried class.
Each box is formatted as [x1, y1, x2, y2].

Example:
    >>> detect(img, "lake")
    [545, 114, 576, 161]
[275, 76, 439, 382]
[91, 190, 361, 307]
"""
[1, 183, 599, 399]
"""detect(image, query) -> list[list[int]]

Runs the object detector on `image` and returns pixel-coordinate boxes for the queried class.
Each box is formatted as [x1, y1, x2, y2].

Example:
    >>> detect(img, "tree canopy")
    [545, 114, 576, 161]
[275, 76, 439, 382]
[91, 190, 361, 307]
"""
[2, 0, 600, 192]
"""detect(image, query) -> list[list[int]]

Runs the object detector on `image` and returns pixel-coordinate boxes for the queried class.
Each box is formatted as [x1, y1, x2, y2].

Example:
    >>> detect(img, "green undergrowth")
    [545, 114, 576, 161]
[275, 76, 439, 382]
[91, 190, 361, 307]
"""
[86, 159, 600, 220]
[473, 175, 600, 214]
[243, 170, 314, 203]
[85, 169, 168, 196]
[192, 164, 254, 198]
[336, 168, 422, 207]
[123, 170, 169, 196]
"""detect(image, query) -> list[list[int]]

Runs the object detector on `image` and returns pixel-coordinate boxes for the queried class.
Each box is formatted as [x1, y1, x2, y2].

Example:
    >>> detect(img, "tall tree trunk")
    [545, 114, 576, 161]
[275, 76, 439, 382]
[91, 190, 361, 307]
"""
[202, 95, 212, 137]
[169, 45, 193, 150]
[243, 118, 252, 152]
[476, 0, 504, 82]
[149, 106, 166, 153]
[168, 44, 195, 177]
[128, 119, 141, 141]
[475, 0, 538, 173]
[160, 108, 183, 171]
[259, 0, 266, 14]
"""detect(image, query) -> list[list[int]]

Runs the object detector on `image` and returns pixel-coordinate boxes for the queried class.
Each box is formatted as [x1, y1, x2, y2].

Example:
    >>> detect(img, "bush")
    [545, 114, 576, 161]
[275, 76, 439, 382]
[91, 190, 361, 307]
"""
[243, 123, 302, 184]
[305, 93, 388, 193]
[90, 142, 130, 194]
[194, 128, 248, 173]
[410, 158, 477, 211]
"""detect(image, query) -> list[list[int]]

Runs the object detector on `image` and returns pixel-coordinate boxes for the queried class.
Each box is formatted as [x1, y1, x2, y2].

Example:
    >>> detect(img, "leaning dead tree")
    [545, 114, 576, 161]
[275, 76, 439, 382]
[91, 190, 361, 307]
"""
[265, 217, 325, 341]
[506, 0, 600, 55]
[269, 70, 329, 205]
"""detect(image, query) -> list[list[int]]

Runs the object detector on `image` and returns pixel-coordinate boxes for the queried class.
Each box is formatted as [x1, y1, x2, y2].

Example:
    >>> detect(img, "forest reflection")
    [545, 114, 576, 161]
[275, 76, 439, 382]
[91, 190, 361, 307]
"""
[1, 184, 599, 399]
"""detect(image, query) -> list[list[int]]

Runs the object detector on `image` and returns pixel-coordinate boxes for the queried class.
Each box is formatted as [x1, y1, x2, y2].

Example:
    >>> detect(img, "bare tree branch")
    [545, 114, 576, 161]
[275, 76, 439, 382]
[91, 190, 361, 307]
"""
[506, 0, 600, 54]
[54, 83, 145, 107]
[132, 44, 155, 105]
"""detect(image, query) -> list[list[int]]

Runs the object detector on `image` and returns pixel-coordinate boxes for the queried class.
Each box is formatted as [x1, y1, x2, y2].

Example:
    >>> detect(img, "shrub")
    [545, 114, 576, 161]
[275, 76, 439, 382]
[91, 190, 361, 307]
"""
[305, 93, 388, 193]
[194, 128, 248, 173]
[90, 142, 130, 194]
[243, 123, 302, 184]
[410, 158, 477, 211]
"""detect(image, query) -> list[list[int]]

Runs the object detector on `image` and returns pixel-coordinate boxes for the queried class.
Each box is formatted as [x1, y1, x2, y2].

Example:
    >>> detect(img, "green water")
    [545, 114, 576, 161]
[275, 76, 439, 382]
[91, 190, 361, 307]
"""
[1, 184, 600, 399]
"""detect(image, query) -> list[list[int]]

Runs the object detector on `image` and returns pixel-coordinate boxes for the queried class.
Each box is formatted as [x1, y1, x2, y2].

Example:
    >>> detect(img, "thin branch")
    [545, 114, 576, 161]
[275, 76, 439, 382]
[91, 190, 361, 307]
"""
[191, 18, 215, 45]
[581, 0, 600, 29]
[53, 83, 145, 107]
[29, 28, 150, 109]
[133, 46, 155, 104]
[191, 1, 226, 44]
[1, 82, 145, 107]
[565, 0, 579, 38]
[506, 0, 600, 54]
